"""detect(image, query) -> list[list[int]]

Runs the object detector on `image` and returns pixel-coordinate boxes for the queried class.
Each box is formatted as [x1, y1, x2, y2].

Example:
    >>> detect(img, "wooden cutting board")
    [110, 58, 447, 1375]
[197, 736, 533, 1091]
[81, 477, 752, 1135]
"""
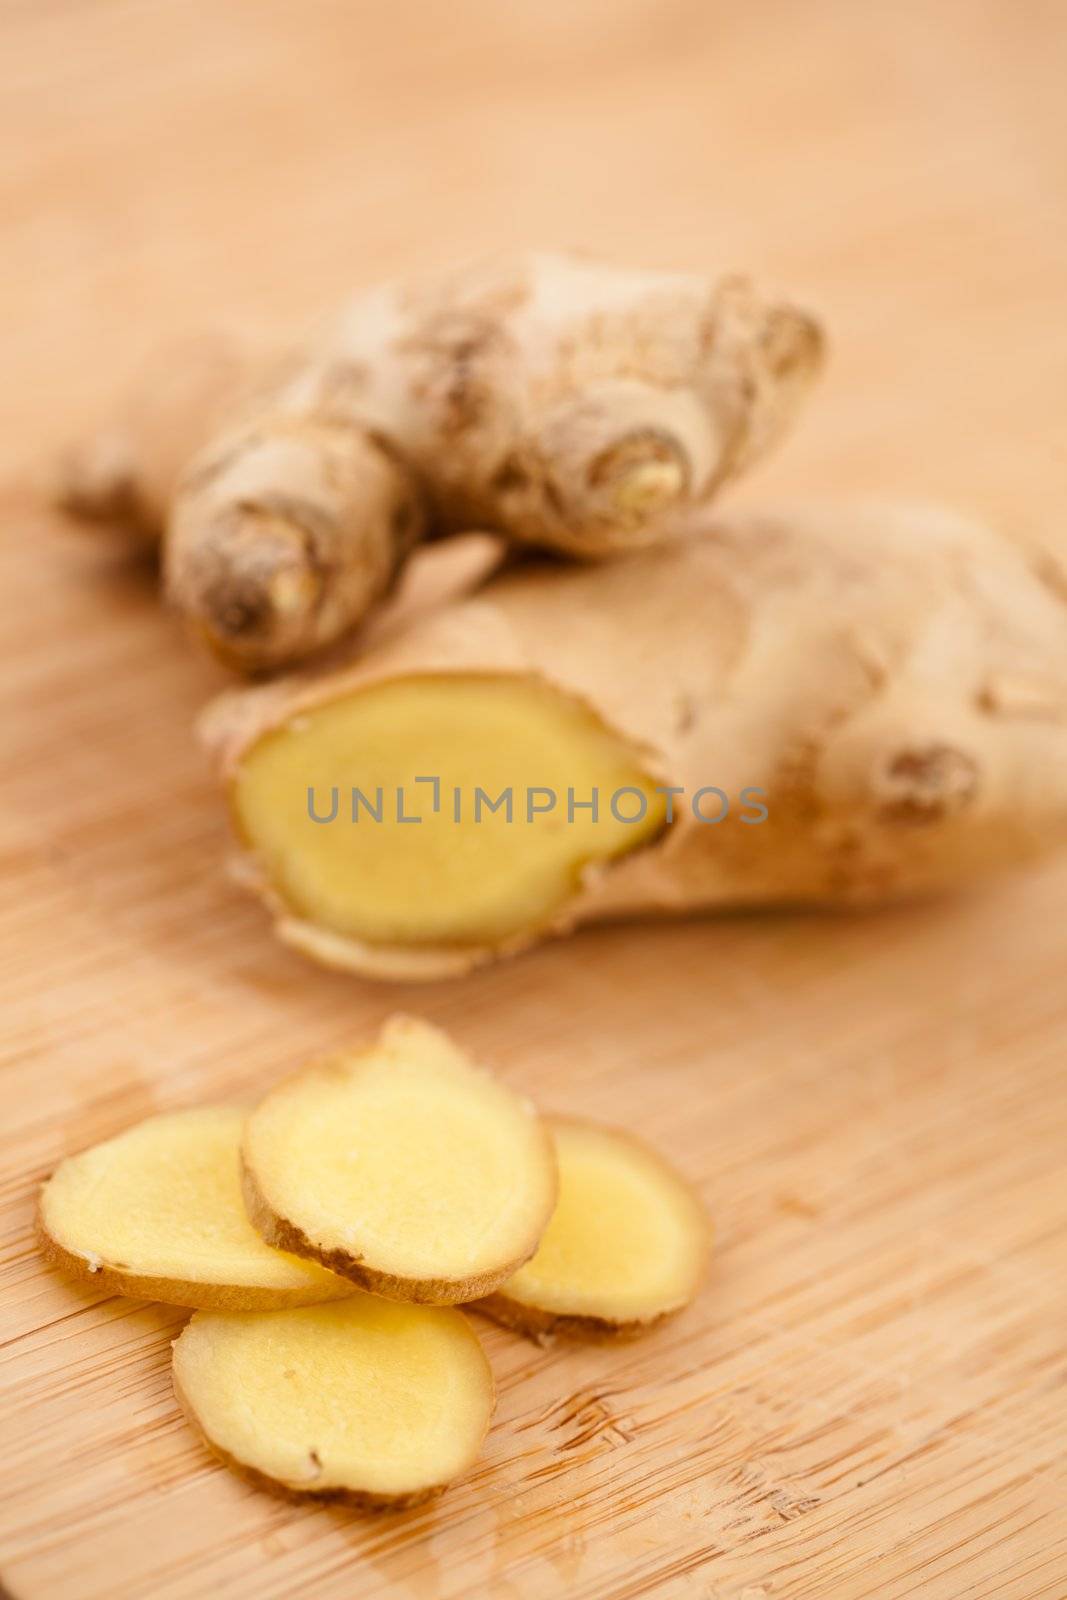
[2, 3, 1066, 1596]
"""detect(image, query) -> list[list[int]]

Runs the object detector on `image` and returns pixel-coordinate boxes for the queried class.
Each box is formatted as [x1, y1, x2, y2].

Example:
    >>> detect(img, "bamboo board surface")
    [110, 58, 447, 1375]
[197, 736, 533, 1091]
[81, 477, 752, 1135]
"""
[2, 3, 1066, 1597]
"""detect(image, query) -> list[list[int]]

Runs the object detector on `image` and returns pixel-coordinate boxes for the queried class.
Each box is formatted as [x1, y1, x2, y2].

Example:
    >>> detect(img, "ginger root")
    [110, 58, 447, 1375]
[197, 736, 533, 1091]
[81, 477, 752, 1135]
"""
[56, 254, 822, 671]
[478, 1118, 710, 1341]
[203, 501, 1067, 979]
[172, 1296, 494, 1507]
[38, 1108, 351, 1310]
[241, 1016, 558, 1303]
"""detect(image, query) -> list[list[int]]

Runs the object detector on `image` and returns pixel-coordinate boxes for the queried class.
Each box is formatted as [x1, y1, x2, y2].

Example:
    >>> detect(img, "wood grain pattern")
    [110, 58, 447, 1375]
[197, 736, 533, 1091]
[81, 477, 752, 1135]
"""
[2, 2, 1066, 1596]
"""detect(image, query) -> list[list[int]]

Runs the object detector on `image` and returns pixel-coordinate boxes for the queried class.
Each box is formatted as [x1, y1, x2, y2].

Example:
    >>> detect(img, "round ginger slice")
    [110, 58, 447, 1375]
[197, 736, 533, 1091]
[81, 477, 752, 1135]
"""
[477, 1117, 711, 1339]
[242, 1015, 557, 1304]
[38, 1107, 351, 1310]
[172, 1296, 494, 1507]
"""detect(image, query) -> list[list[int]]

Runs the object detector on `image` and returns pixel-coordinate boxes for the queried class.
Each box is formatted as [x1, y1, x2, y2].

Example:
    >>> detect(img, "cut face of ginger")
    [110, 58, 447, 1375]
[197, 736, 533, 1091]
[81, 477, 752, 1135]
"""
[231, 673, 667, 950]
[38, 1108, 350, 1310]
[478, 1117, 710, 1338]
[172, 1296, 494, 1506]
[242, 1016, 558, 1303]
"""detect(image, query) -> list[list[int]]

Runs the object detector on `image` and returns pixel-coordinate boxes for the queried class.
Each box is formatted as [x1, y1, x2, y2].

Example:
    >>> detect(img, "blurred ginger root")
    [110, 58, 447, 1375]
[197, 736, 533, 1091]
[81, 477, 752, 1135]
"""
[56, 253, 822, 673]
[202, 501, 1067, 981]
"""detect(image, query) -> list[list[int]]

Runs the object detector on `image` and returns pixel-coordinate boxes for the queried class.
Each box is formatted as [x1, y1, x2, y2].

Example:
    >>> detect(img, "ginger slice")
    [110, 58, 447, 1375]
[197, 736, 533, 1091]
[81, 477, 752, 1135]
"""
[242, 1016, 558, 1304]
[478, 1117, 710, 1339]
[172, 1296, 494, 1507]
[231, 673, 667, 952]
[38, 1108, 351, 1310]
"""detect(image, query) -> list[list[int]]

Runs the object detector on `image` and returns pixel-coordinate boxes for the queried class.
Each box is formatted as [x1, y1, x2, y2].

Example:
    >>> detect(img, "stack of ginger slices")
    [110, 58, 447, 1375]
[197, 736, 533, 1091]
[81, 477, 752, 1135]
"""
[38, 1016, 710, 1508]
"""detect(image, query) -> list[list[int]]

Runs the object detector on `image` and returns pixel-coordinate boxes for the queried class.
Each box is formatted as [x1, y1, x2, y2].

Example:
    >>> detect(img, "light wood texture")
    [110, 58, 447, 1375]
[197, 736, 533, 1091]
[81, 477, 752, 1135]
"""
[2, 2, 1066, 1596]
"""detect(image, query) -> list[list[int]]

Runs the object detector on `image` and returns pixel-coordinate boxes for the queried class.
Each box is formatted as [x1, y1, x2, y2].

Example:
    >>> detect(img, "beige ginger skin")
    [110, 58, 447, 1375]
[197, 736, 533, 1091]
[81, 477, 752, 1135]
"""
[202, 501, 1067, 981]
[57, 253, 822, 672]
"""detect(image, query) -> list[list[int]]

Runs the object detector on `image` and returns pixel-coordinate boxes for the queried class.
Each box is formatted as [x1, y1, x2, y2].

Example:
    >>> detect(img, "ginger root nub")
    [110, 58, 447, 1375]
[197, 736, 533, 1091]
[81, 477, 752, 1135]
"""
[167, 419, 426, 672]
